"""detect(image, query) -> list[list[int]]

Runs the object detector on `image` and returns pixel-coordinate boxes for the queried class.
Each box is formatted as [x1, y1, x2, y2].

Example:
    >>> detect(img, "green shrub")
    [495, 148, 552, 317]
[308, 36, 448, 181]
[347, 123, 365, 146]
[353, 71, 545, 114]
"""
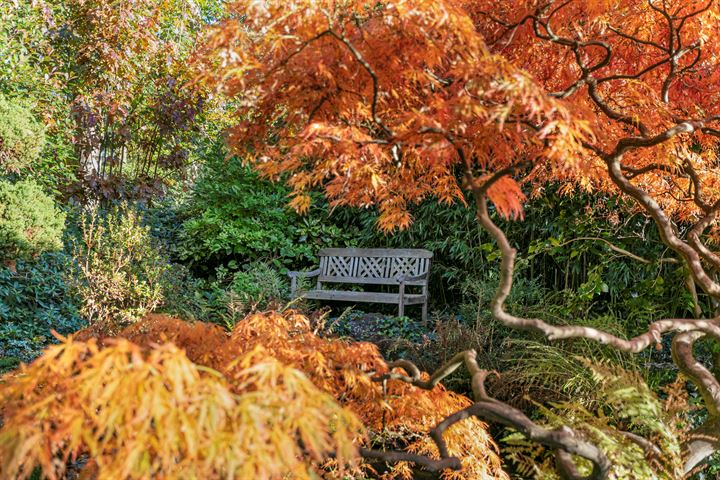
[0, 93, 45, 173]
[72, 204, 169, 332]
[176, 148, 358, 272]
[228, 261, 289, 307]
[159, 264, 233, 325]
[0, 251, 84, 361]
[0, 179, 65, 265]
[160, 261, 289, 329]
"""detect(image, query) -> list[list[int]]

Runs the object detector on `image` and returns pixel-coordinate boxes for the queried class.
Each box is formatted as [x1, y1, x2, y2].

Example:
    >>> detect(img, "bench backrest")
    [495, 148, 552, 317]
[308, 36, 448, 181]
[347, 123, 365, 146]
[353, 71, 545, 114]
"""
[317, 248, 432, 286]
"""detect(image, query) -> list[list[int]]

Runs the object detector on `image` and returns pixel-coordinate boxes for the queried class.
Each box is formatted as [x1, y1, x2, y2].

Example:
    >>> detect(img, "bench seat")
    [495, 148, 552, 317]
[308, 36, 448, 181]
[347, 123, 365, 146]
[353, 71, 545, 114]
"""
[301, 289, 427, 304]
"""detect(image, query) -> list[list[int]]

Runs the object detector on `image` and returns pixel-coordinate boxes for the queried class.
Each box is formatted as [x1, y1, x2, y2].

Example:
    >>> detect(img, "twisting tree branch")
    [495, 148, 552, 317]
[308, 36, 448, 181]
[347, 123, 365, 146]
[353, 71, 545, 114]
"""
[370, 349, 612, 480]
[688, 200, 720, 268]
[683, 418, 720, 475]
[459, 157, 720, 475]
[327, 30, 393, 138]
[672, 332, 720, 417]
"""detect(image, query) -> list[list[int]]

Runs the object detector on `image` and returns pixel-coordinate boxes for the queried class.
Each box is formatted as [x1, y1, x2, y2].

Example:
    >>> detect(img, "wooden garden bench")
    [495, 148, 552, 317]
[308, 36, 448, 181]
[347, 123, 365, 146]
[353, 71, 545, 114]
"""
[288, 248, 432, 323]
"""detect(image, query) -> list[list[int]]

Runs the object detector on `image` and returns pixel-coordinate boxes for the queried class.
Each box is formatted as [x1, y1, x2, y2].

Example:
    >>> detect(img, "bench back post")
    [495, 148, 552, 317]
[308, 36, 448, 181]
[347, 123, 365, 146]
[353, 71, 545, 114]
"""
[317, 256, 326, 290]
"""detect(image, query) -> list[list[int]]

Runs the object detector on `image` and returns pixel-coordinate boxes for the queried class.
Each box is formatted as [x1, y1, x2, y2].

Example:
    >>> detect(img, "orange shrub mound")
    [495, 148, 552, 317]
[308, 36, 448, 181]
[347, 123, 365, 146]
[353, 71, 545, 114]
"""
[0, 336, 361, 480]
[116, 313, 229, 364]
[72, 314, 229, 366]
[0, 312, 507, 480]
[132, 311, 508, 480]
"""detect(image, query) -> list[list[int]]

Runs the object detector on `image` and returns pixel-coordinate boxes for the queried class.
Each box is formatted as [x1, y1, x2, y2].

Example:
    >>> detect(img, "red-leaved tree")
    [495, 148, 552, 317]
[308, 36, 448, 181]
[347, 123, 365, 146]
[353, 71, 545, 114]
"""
[196, 1, 720, 478]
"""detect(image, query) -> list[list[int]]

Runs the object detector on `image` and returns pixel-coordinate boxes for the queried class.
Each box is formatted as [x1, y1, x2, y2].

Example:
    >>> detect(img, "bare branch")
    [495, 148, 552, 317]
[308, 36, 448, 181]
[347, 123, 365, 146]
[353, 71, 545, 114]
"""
[359, 447, 462, 472]
[605, 155, 720, 298]
[607, 24, 667, 52]
[688, 200, 720, 268]
[374, 350, 611, 480]
[587, 79, 648, 135]
[683, 418, 720, 474]
[551, 236, 679, 265]
[373, 352, 469, 390]
[327, 30, 393, 137]
[672, 332, 720, 416]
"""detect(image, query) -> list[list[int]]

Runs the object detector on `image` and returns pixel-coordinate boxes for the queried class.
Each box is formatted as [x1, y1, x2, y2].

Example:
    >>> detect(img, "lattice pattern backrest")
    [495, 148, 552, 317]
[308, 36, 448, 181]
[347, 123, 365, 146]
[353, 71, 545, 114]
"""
[318, 249, 431, 283]
[321, 255, 358, 277]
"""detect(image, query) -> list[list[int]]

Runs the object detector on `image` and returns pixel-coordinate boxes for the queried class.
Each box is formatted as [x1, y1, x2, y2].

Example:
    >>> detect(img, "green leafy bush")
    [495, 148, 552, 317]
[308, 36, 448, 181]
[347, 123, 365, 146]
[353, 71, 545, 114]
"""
[0, 93, 45, 174]
[503, 363, 689, 479]
[228, 261, 288, 305]
[72, 204, 169, 332]
[159, 265, 234, 325]
[0, 179, 65, 265]
[0, 252, 84, 362]
[176, 149, 358, 272]
[161, 261, 289, 329]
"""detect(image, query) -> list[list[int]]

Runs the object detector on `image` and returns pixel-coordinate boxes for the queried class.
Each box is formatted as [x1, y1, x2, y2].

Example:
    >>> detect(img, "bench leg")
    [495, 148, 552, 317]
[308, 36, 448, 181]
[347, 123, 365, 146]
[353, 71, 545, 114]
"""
[290, 276, 297, 297]
[398, 301, 405, 317]
[422, 301, 428, 324]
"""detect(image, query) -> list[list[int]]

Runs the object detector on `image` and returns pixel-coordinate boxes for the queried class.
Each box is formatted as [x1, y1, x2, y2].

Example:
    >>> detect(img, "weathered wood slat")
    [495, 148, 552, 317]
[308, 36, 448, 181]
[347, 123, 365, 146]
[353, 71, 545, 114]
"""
[318, 248, 432, 258]
[301, 290, 427, 304]
[318, 276, 427, 286]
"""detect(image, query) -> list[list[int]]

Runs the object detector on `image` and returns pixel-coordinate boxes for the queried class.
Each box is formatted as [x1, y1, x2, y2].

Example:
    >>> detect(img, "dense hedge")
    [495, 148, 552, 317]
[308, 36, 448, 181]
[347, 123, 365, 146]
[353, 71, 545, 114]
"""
[174, 149, 358, 273]
[0, 93, 45, 174]
[0, 179, 65, 264]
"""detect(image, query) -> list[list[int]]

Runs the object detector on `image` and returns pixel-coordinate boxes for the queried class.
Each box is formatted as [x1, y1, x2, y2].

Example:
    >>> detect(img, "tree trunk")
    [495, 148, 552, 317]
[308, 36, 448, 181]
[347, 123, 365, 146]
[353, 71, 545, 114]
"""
[683, 418, 720, 475]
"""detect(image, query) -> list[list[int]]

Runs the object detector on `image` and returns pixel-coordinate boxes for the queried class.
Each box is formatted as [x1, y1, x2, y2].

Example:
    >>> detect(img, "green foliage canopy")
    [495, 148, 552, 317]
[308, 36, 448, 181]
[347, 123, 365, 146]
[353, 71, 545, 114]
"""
[176, 151, 357, 271]
[0, 179, 65, 263]
[0, 94, 45, 174]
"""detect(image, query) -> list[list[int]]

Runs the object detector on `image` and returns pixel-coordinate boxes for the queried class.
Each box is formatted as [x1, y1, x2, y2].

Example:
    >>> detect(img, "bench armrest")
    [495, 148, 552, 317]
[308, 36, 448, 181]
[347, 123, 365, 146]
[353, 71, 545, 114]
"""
[395, 273, 428, 283]
[288, 268, 321, 296]
[287, 268, 321, 279]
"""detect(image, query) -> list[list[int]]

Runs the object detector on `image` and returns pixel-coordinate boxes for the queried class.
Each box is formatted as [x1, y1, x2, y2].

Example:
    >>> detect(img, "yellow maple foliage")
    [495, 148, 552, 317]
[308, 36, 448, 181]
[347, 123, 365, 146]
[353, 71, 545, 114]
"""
[0, 312, 508, 479]
[0, 335, 361, 480]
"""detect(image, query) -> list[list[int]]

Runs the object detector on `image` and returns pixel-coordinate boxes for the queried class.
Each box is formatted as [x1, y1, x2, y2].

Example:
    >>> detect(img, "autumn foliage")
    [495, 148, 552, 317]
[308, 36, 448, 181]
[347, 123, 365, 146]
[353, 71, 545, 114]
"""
[7, 0, 720, 477]
[0, 312, 507, 479]
[196, 0, 720, 227]
[469, 0, 720, 219]
[193, 0, 720, 476]
[195, 0, 592, 229]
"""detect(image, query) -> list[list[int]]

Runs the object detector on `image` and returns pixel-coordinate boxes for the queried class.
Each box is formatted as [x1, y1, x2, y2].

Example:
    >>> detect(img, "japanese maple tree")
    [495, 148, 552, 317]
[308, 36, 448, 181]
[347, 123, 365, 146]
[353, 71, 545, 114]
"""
[0, 312, 508, 480]
[196, 0, 720, 478]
